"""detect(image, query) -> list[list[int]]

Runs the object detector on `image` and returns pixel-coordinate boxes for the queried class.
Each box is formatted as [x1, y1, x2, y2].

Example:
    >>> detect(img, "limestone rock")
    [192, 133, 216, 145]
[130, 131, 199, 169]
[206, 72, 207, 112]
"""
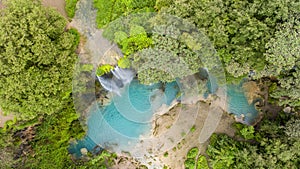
[80, 148, 88, 155]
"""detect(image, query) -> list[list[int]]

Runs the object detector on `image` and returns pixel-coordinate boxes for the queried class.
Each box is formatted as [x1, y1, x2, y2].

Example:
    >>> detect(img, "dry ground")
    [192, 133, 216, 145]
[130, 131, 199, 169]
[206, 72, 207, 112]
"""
[155, 102, 236, 169]
[0, 110, 14, 128]
[42, 0, 68, 18]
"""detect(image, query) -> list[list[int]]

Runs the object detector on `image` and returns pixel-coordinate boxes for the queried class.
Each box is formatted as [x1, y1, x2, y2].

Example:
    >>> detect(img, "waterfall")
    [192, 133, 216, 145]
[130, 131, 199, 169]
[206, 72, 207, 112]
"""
[111, 66, 135, 84]
[97, 67, 135, 95]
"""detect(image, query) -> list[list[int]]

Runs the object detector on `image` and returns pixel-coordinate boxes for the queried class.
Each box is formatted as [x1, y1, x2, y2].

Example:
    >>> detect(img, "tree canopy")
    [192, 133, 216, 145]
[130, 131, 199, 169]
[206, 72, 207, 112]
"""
[205, 115, 300, 169]
[0, 0, 79, 120]
[257, 17, 300, 108]
[160, 0, 300, 79]
[93, 0, 156, 28]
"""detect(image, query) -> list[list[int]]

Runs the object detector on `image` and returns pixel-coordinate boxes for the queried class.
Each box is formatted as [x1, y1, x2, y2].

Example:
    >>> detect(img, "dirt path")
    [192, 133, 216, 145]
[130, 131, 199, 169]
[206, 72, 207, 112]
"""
[0, 110, 14, 128]
[42, 0, 68, 19]
[0, 1, 5, 9]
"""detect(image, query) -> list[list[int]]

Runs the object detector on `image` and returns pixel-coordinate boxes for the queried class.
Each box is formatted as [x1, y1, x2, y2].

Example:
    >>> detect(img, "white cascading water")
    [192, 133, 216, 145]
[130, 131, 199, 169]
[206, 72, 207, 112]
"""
[97, 66, 135, 95]
[111, 66, 135, 84]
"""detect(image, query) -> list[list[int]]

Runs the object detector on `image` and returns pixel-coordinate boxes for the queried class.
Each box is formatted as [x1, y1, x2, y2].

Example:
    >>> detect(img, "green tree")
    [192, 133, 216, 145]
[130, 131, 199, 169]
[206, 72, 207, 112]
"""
[20, 103, 85, 169]
[256, 17, 300, 108]
[93, 0, 156, 28]
[206, 114, 300, 169]
[65, 0, 79, 18]
[162, 0, 300, 79]
[116, 25, 153, 56]
[0, 0, 79, 120]
[130, 23, 204, 84]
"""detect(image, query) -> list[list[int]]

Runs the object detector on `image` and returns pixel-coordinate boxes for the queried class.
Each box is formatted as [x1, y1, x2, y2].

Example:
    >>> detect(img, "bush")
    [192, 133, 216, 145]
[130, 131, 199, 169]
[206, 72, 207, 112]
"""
[96, 64, 114, 76]
[187, 147, 199, 159]
[68, 28, 81, 47]
[196, 155, 209, 169]
[65, 0, 78, 18]
[117, 57, 131, 68]
[184, 158, 196, 169]
[93, 0, 156, 28]
[206, 115, 300, 168]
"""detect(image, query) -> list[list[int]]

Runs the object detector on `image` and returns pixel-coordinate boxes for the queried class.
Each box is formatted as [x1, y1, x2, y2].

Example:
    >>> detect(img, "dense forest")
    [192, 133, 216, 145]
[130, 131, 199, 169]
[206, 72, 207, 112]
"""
[0, 0, 299, 168]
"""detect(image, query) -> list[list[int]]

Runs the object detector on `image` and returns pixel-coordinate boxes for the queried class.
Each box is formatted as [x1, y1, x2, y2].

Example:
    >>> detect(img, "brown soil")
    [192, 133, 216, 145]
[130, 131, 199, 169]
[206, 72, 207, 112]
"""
[0, 0, 5, 9]
[0, 110, 14, 128]
[42, 0, 68, 19]
[242, 81, 261, 104]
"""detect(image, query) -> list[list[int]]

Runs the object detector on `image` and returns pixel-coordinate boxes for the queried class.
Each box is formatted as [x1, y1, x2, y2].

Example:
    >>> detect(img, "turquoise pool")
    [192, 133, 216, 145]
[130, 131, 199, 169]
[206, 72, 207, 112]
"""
[69, 79, 180, 156]
[227, 83, 259, 124]
[70, 75, 259, 157]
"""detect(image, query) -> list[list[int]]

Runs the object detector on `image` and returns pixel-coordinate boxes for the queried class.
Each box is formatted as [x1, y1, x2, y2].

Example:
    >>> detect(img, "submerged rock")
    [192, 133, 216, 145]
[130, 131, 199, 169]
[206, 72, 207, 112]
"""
[242, 81, 261, 104]
[80, 148, 88, 155]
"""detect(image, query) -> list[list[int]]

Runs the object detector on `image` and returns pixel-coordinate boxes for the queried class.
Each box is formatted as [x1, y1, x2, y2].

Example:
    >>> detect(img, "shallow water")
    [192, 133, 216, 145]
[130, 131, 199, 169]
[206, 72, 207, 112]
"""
[227, 84, 259, 124]
[70, 80, 179, 155]
[69, 0, 260, 159]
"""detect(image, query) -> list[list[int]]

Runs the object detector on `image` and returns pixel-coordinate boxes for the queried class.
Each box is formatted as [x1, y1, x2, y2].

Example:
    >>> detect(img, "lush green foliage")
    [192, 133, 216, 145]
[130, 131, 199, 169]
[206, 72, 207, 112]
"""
[77, 150, 117, 169]
[12, 98, 118, 168]
[187, 147, 199, 159]
[162, 0, 300, 79]
[103, 13, 220, 84]
[65, 0, 79, 18]
[285, 118, 300, 139]
[257, 17, 300, 108]
[234, 123, 258, 140]
[1, 0, 299, 168]
[117, 56, 131, 68]
[0, 130, 15, 168]
[184, 147, 210, 169]
[68, 28, 81, 47]
[205, 114, 300, 169]
[96, 64, 114, 76]
[116, 25, 153, 56]
[19, 102, 85, 169]
[184, 147, 199, 169]
[0, 0, 79, 120]
[130, 23, 205, 84]
[93, 0, 156, 28]
[196, 155, 209, 169]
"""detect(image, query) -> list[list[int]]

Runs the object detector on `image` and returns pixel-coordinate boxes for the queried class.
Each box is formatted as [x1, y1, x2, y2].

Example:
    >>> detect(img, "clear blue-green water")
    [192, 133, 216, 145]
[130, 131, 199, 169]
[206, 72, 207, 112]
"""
[69, 80, 179, 157]
[69, 76, 259, 157]
[227, 84, 259, 124]
[205, 77, 259, 124]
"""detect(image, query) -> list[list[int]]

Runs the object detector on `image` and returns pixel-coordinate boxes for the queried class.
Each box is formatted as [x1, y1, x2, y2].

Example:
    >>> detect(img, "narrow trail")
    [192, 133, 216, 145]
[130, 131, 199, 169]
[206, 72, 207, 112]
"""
[0, 110, 14, 128]
[69, 0, 122, 67]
